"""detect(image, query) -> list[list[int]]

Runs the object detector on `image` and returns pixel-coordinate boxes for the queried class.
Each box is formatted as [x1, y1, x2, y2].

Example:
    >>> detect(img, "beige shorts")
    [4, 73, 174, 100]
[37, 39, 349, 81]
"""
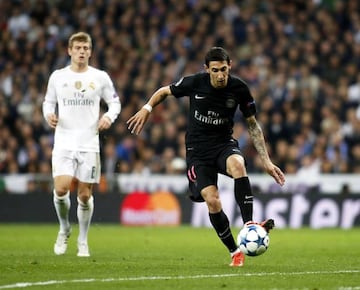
[52, 150, 101, 183]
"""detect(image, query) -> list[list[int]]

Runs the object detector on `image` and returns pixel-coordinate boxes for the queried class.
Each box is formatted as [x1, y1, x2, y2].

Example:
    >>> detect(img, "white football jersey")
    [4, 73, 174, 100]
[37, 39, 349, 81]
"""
[43, 66, 121, 152]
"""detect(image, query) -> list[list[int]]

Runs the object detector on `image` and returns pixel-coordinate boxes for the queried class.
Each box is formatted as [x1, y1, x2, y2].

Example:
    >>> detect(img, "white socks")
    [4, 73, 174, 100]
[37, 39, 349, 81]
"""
[53, 190, 94, 244]
[53, 190, 71, 233]
[77, 195, 94, 245]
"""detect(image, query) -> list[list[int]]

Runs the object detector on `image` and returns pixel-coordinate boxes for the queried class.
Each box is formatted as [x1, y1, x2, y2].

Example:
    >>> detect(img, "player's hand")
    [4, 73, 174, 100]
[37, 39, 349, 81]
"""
[126, 108, 150, 135]
[98, 116, 112, 131]
[46, 113, 58, 128]
[264, 161, 285, 186]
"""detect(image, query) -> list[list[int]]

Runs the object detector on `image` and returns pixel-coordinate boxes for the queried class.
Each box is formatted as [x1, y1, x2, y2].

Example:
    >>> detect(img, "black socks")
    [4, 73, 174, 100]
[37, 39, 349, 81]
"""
[209, 210, 238, 253]
[234, 176, 253, 223]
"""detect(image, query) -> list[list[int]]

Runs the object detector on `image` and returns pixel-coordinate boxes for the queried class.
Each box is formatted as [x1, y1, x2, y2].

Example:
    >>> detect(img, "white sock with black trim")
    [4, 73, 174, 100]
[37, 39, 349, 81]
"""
[53, 190, 71, 233]
[77, 195, 94, 244]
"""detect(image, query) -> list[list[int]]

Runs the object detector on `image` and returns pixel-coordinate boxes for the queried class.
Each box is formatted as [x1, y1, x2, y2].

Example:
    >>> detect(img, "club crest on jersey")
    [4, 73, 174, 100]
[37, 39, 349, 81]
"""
[74, 81, 82, 90]
[226, 98, 236, 108]
[89, 82, 95, 90]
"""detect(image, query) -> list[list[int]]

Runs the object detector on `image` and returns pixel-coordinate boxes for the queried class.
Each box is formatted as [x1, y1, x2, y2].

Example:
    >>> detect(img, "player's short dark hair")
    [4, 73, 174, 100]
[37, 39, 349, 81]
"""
[205, 47, 230, 66]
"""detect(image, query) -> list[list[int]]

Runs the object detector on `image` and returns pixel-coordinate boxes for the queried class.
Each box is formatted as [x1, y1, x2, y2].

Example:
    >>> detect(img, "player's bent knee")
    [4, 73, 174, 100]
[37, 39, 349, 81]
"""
[77, 191, 92, 203]
[227, 155, 246, 177]
[204, 196, 222, 212]
[54, 188, 70, 196]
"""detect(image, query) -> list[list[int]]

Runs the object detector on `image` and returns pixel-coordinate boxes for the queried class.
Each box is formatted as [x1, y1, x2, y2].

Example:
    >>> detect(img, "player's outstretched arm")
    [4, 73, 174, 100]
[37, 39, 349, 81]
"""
[245, 115, 286, 186]
[127, 86, 171, 135]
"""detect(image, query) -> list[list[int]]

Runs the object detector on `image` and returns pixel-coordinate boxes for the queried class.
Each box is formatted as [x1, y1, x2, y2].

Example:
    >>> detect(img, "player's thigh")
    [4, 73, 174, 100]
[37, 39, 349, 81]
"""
[187, 164, 218, 202]
[186, 147, 218, 202]
[52, 150, 76, 177]
[226, 154, 246, 177]
[75, 152, 101, 184]
[217, 140, 246, 177]
[52, 150, 76, 194]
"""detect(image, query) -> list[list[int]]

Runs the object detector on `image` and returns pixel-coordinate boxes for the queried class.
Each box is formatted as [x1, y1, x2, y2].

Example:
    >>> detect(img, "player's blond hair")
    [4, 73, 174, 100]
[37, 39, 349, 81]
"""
[68, 32, 92, 48]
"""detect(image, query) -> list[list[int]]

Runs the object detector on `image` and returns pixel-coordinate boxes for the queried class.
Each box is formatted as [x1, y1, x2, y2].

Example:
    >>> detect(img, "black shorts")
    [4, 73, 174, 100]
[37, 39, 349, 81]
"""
[186, 138, 244, 202]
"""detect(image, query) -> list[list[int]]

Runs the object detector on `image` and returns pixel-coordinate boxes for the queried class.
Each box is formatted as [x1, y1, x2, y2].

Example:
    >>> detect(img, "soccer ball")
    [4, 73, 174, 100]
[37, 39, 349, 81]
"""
[237, 223, 270, 256]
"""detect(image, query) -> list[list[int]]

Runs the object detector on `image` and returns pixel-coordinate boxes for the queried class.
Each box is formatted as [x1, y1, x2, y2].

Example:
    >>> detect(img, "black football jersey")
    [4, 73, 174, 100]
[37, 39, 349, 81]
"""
[170, 72, 256, 147]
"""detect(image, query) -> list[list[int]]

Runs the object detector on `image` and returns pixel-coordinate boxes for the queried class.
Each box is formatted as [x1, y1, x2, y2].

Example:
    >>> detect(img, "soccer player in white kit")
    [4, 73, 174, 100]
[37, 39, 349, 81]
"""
[42, 32, 121, 257]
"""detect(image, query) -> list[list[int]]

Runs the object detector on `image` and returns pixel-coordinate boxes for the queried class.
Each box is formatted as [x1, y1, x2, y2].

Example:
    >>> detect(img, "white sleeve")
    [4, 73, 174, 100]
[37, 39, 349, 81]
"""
[42, 72, 57, 119]
[102, 73, 121, 123]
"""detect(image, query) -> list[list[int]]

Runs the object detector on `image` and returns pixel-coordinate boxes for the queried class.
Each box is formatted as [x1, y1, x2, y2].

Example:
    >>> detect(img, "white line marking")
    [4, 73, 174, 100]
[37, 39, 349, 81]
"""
[0, 270, 359, 289]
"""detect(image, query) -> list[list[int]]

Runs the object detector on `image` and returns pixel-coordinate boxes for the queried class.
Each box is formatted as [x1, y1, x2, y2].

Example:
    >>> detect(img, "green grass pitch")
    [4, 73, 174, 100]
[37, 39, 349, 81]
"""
[0, 224, 359, 290]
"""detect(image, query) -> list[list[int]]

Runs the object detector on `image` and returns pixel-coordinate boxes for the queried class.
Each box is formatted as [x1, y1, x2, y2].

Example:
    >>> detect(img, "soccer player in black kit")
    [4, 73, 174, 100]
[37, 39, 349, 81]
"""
[127, 47, 285, 267]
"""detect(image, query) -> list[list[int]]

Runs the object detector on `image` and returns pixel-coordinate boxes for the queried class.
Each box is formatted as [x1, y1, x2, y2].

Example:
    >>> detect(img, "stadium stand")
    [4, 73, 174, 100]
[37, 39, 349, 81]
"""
[1, 0, 360, 190]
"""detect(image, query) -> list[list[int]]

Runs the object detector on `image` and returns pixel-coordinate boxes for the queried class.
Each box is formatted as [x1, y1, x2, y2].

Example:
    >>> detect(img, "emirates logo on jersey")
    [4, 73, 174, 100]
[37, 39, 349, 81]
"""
[74, 81, 82, 90]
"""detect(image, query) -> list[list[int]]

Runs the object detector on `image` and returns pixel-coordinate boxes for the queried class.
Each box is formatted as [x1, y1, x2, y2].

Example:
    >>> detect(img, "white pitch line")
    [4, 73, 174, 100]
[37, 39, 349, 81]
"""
[0, 270, 359, 289]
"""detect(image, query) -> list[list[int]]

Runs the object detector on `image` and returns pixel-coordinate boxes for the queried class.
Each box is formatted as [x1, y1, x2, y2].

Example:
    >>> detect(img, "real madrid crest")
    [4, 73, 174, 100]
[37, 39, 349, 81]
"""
[74, 81, 82, 90]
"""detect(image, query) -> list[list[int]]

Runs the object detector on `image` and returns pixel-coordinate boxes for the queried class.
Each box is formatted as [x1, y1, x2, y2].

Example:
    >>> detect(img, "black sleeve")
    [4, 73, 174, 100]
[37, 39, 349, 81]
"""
[169, 75, 195, 98]
[239, 86, 256, 118]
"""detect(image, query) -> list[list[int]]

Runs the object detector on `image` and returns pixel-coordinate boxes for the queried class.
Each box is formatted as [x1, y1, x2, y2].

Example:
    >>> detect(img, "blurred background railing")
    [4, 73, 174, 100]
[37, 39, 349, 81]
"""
[1, 173, 359, 228]
[1, 173, 359, 195]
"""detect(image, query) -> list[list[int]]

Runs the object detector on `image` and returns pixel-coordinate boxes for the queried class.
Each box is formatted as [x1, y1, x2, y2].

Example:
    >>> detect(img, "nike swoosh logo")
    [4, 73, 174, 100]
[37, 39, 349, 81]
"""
[195, 94, 206, 99]
[218, 227, 231, 237]
[245, 195, 253, 199]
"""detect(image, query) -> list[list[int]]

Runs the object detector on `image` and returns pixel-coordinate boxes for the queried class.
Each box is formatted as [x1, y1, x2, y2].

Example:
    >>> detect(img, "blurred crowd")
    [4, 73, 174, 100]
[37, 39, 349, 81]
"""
[1, 0, 360, 185]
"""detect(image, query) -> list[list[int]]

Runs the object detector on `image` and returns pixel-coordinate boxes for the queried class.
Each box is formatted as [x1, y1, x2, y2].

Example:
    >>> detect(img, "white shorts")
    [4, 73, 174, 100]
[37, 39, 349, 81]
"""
[52, 150, 101, 184]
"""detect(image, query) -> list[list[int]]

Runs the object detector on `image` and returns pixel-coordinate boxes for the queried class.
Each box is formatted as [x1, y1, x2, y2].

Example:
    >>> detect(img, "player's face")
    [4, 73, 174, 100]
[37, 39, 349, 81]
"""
[68, 41, 92, 67]
[205, 60, 231, 89]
